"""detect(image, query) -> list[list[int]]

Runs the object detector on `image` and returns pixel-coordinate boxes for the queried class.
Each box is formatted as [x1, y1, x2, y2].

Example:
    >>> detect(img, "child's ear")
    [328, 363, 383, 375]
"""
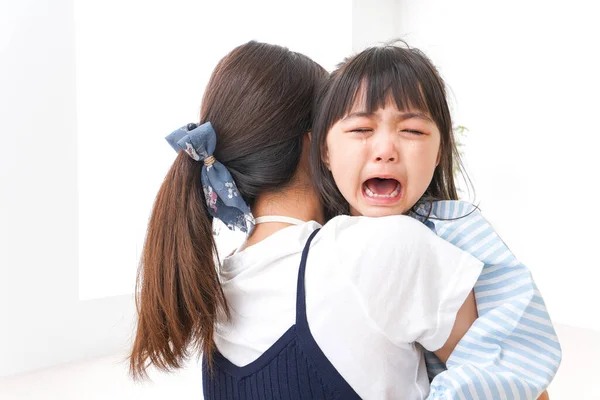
[323, 147, 331, 171]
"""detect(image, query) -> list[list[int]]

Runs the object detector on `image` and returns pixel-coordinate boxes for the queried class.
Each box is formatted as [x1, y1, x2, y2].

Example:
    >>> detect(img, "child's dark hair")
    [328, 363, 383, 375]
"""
[311, 41, 469, 220]
[129, 41, 327, 379]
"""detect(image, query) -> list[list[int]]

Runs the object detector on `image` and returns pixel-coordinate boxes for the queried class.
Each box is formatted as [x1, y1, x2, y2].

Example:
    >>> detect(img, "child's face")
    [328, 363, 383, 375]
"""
[325, 99, 441, 217]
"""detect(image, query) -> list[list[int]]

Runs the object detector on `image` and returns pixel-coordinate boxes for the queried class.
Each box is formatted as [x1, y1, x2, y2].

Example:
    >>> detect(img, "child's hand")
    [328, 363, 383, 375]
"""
[537, 391, 550, 400]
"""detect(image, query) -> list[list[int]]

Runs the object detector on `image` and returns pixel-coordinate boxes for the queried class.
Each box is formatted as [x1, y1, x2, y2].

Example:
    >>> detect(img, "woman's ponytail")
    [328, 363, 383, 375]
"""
[129, 153, 227, 380]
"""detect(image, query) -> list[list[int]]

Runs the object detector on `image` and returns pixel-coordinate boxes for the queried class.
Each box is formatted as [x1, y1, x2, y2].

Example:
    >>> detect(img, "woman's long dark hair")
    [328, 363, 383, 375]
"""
[129, 41, 327, 379]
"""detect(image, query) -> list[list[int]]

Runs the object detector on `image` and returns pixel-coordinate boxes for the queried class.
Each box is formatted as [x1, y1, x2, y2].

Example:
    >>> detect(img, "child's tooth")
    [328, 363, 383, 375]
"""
[365, 182, 400, 198]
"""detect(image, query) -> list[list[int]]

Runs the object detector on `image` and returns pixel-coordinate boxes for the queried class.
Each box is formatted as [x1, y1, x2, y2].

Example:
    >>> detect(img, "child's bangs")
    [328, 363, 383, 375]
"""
[348, 71, 430, 117]
[329, 49, 433, 121]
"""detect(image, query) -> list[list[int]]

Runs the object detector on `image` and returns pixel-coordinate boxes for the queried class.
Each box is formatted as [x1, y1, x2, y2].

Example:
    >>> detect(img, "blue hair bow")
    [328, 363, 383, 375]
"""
[165, 122, 253, 232]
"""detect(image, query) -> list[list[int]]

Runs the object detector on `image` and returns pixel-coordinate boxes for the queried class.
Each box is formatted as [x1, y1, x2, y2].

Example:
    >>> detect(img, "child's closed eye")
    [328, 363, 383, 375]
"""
[402, 129, 425, 135]
[349, 128, 373, 134]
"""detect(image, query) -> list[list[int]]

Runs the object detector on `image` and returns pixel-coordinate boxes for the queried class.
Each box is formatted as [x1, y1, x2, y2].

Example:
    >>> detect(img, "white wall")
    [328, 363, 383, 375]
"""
[0, 0, 136, 378]
[0, 0, 352, 379]
[352, 0, 402, 52]
[75, 0, 354, 301]
[395, 0, 600, 332]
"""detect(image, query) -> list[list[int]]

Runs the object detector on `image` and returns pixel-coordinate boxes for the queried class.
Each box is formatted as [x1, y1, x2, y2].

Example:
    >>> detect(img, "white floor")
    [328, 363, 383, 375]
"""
[0, 323, 596, 400]
[0, 355, 205, 400]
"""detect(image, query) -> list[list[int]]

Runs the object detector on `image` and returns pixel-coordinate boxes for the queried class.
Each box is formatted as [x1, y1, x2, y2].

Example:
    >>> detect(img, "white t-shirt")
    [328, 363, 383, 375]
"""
[214, 215, 483, 399]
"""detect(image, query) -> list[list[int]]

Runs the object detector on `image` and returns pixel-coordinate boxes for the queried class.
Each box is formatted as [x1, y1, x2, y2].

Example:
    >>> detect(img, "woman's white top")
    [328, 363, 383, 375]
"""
[214, 215, 483, 399]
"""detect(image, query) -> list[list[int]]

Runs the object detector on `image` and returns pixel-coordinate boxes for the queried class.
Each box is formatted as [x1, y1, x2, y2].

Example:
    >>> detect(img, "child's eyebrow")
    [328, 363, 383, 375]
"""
[341, 111, 374, 122]
[397, 112, 434, 123]
[341, 111, 434, 123]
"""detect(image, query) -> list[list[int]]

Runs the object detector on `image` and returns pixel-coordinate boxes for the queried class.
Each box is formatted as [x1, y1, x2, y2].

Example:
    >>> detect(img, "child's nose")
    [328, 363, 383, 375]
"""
[373, 134, 398, 163]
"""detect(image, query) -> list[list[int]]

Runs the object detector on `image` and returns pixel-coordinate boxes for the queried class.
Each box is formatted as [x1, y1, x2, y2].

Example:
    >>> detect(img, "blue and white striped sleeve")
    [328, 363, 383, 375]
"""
[414, 200, 561, 400]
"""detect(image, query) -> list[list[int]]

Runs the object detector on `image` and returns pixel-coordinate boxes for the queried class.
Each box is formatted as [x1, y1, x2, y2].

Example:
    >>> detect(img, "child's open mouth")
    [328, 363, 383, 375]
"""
[362, 178, 402, 199]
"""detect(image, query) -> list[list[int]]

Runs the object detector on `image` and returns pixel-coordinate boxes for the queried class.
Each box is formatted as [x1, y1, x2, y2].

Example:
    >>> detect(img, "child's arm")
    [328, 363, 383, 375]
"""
[428, 290, 557, 400]
[415, 201, 561, 400]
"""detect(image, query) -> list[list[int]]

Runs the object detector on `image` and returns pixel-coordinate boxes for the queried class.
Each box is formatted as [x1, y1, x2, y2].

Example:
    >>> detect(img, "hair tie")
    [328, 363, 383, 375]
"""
[165, 122, 253, 232]
[203, 155, 216, 167]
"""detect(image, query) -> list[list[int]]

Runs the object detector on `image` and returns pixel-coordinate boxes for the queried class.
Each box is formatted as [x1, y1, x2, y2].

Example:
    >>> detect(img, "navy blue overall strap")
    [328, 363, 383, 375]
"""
[294, 228, 361, 399]
[295, 228, 320, 325]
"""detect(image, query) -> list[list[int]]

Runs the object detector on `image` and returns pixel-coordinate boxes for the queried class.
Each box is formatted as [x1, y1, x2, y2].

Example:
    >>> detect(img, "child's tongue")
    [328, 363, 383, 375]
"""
[365, 178, 398, 195]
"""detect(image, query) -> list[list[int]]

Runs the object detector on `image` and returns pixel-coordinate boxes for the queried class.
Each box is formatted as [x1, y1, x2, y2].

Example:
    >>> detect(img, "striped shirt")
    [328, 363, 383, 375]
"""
[411, 200, 562, 400]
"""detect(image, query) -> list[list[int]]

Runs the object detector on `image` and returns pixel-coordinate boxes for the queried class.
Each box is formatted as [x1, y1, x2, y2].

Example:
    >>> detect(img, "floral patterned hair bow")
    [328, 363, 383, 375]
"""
[165, 122, 253, 232]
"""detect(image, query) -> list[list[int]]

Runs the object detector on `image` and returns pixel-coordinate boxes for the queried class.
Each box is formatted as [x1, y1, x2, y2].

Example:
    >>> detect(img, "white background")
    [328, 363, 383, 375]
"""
[395, 0, 600, 333]
[75, 0, 353, 300]
[1, 0, 598, 398]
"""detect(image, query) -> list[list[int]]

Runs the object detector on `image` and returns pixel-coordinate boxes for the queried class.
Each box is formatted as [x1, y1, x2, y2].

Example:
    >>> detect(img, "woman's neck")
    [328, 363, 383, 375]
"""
[243, 182, 324, 250]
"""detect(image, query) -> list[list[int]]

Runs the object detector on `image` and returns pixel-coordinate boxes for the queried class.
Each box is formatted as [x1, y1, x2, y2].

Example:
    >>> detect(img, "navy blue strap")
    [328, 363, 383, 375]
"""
[293, 228, 361, 399]
[295, 229, 320, 325]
